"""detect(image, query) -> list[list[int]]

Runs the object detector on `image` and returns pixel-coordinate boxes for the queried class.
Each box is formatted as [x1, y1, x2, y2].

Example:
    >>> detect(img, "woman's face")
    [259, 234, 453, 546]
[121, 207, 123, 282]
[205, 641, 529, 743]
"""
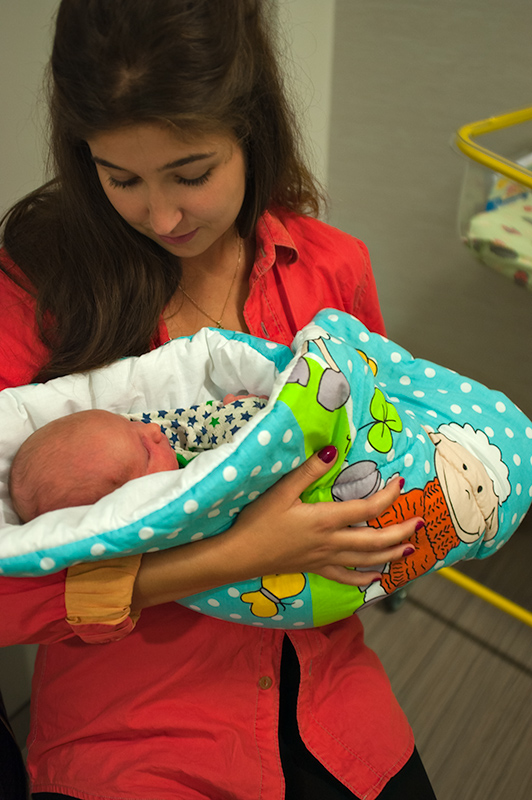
[87, 123, 247, 259]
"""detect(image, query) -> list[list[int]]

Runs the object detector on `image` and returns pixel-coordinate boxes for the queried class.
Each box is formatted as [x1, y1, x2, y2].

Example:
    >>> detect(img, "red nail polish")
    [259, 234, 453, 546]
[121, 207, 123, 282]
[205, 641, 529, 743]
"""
[318, 446, 337, 464]
[403, 546, 415, 556]
[415, 520, 425, 531]
[399, 478, 405, 490]
[371, 577, 381, 584]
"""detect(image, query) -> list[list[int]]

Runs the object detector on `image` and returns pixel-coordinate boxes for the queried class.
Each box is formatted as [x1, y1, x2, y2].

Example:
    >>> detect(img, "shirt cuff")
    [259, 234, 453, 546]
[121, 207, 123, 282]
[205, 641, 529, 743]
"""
[65, 555, 143, 643]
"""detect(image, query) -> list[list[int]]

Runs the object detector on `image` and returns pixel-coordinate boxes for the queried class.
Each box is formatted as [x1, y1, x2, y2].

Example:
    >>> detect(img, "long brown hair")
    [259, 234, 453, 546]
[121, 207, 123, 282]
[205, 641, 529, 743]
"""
[1, 0, 324, 381]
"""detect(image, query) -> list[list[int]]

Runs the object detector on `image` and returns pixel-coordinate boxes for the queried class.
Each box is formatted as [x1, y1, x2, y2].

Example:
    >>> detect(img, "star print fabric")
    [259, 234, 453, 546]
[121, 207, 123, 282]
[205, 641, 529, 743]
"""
[128, 397, 267, 464]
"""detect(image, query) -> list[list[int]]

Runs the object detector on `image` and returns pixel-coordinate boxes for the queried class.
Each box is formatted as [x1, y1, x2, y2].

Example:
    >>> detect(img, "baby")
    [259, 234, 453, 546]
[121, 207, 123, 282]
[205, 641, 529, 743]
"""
[9, 410, 180, 522]
[10, 395, 267, 522]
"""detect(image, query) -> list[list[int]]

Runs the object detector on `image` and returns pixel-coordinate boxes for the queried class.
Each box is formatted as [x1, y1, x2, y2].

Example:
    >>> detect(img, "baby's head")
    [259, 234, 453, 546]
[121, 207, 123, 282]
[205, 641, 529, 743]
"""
[9, 409, 178, 522]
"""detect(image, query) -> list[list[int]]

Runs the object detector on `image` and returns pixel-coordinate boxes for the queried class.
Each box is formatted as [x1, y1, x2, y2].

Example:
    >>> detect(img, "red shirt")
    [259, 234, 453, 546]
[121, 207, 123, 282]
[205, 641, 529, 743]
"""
[0, 209, 413, 800]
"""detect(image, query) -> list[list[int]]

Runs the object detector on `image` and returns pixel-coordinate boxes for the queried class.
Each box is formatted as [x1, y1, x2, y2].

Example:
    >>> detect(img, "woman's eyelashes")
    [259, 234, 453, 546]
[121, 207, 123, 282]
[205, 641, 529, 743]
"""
[106, 168, 213, 190]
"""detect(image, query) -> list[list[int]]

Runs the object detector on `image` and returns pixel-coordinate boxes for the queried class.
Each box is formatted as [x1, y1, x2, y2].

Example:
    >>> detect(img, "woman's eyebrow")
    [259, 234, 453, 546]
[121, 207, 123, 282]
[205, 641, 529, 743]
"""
[91, 152, 216, 172]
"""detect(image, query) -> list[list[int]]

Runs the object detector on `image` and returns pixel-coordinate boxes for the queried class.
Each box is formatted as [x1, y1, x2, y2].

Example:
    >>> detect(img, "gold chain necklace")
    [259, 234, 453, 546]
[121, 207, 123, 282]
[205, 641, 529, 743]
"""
[179, 237, 242, 329]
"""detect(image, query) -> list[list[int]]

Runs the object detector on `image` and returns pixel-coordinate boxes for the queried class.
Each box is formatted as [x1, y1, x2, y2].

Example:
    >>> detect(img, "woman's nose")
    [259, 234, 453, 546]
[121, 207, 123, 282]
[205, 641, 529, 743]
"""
[147, 191, 184, 235]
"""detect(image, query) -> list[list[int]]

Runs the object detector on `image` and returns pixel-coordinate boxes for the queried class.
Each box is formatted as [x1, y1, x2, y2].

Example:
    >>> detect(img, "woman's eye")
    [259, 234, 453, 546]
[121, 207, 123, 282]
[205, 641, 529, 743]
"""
[178, 169, 212, 187]
[107, 175, 140, 190]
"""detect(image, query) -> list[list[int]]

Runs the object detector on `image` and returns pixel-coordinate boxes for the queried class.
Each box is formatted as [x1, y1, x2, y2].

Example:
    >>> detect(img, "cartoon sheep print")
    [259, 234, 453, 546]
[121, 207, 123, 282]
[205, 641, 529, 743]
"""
[0, 310, 531, 629]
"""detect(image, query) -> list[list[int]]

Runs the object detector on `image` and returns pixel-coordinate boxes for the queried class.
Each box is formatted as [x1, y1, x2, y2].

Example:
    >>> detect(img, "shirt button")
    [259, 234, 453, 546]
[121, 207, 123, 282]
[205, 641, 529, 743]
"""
[258, 676, 273, 690]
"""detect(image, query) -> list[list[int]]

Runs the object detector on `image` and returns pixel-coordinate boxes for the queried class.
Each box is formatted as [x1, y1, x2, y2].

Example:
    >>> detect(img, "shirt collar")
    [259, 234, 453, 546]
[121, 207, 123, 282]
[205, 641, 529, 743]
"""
[253, 209, 299, 276]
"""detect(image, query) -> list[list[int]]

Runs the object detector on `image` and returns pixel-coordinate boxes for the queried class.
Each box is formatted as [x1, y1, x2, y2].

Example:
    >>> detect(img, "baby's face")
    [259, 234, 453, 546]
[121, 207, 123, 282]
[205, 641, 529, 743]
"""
[100, 414, 179, 479]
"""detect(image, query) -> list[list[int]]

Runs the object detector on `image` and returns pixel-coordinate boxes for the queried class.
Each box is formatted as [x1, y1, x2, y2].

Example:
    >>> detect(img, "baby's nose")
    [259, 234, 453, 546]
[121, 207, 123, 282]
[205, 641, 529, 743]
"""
[147, 422, 164, 441]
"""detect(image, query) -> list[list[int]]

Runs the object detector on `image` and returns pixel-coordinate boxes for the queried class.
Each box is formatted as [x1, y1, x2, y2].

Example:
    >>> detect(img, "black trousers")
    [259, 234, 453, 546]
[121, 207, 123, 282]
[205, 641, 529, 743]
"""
[34, 637, 437, 800]
[278, 637, 437, 800]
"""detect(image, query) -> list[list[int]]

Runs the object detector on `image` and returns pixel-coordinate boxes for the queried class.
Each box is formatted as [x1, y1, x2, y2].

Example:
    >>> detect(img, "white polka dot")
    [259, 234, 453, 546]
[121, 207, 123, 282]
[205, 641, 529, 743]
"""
[207, 598, 220, 607]
[271, 461, 282, 473]
[223, 466, 237, 481]
[252, 622, 264, 627]
[40, 557, 55, 571]
[184, 499, 198, 514]
[138, 527, 154, 540]
[272, 614, 284, 621]
[331, 337, 342, 345]
[424, 368, 436, 378]
[211, 498, 223, 508]
[516, 484, 522, 496]
[529, 485, 532, 497]
[258, 430, 271, 446]
[365, 441, 374, 453]
[425, 461, 431, 474]
[450, 405, 462, 414]
[291, 456, 301, 468]
[91, 543, 106, 555]
[389, 396, 399, 403]
[227, 587, 240, 598]
[387, 449, 395, 462]
[248, 491, 260, 501]
[251, 465, 262, 477]
[282, 429, 293, 443]
[512, 513, 517, 525]
[208, 509, 220, 518]
[167, 528, 182, 539]
[505, 428, 514, 438]
[406, 410, 416, 418]
[191, 532, 204, 541]
[405, 428, 413, 438]
[404, 453, 414, 467]
[229, 614, 242, 619]
[426, 410, 438, 418]
[347, 359, 353, 372]
[526, 427, 532, 439]
[147, 547, 160, 553]
[460, 382, 472, 393]
[400, 376, 411, 386]
[364, 365, 369, 376]
[413, 390, 425, 398]
[472, 405, 482, 414]
[189, 605, 201, 612]
[359, 331, 369, 342]
[293, 621, 306, 627]
[265, 341, 277, 349]
[229, 507, 240, 517]
[513, 454, 521, 466]
[328, 313, 339, 322]
[233, 491, 244, 499]
[416, 434, 426, 444]
[292, 600, 304, 608]
[496, 402, 506, 413]
[485, 427, 494, 437]
[379, 381, 387, 388]
[391, 352, 402, 363]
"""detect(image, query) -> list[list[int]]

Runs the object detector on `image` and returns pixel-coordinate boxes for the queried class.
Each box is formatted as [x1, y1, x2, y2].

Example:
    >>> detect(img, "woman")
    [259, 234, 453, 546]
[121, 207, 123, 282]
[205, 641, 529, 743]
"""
[0, 1, 436, 798]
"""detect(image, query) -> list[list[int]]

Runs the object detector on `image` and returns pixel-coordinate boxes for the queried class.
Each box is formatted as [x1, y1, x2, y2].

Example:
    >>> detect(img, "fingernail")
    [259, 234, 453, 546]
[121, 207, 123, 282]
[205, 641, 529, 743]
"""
[399, 478, 405, 490]
[371, 577, 381, 584]
[403, 546, 415, 556]
[318, 446, 337, 464]
[415, 520, 425, 531]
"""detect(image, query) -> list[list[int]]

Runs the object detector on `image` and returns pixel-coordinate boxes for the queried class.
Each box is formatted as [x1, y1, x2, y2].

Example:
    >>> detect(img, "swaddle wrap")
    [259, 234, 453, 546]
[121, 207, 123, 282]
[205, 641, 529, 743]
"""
[1, 309, 531, 628]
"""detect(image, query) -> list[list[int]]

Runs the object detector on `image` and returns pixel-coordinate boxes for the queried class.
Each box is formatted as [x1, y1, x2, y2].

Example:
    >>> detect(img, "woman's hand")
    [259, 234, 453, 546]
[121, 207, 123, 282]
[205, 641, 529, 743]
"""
[223, 445, 421, 587]
[131, 446, 422, 611]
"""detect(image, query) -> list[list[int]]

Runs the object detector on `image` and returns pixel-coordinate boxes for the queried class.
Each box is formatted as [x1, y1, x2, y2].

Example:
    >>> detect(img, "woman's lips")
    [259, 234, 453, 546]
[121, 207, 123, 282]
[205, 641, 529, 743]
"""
[158, 228, 198, 245]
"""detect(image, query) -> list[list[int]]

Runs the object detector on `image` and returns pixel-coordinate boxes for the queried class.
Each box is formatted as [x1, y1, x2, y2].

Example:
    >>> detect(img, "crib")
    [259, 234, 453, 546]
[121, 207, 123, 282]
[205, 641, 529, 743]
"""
[454, 105, 532, 290]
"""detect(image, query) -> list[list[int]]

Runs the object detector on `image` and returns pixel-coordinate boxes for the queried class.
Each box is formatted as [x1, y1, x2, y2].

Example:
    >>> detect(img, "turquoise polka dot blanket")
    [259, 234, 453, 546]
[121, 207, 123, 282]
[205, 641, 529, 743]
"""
[1, 309, 531, 629]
